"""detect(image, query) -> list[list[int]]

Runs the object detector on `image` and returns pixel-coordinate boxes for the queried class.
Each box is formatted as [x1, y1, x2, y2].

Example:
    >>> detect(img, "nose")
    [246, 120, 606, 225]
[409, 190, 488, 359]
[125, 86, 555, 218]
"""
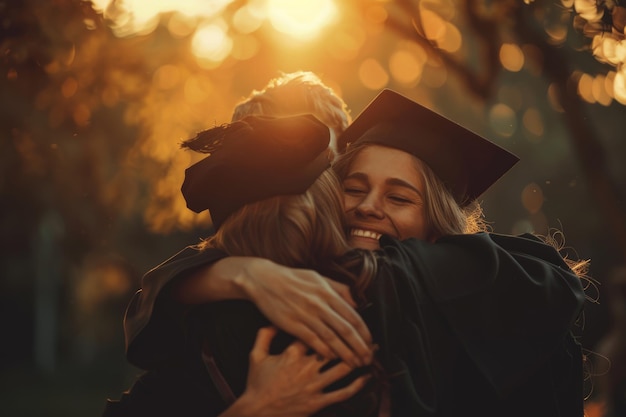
[354, 193, 384, 219]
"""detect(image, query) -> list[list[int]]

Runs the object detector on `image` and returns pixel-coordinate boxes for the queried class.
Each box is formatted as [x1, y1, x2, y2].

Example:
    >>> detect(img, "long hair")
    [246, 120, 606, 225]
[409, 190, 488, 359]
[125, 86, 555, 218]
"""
[198, 168, 383, 416]
[332, 141, 488, 241]
[200, 168, 376, 301]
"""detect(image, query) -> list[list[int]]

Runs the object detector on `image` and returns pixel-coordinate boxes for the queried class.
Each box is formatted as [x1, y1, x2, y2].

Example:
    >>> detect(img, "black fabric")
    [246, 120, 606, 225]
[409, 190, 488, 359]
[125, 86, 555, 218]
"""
[102, 356, 225, 417]
[374, 233, 585, 416]
[181, 114, 331, 228]
[117, 232, 585, 416]
[124, 246, 228, 370]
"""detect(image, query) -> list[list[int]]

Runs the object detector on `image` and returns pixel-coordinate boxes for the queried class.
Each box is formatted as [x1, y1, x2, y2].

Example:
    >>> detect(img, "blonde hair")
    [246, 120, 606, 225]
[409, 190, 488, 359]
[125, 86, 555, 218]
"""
[231, 71, 351, 151]
[332, 141, 488, 241]
[200, 169, 376, 300]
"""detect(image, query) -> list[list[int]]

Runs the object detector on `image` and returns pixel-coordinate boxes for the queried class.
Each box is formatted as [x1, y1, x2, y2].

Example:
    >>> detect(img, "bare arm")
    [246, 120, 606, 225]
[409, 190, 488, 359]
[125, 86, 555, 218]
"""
[219, 327, 370, 417]
[172, 257, 374, 368]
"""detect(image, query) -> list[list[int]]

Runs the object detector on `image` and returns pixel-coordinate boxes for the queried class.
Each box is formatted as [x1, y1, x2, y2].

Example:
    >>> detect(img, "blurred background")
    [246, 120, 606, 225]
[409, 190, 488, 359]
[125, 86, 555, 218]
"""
[1, 0, 625, 416]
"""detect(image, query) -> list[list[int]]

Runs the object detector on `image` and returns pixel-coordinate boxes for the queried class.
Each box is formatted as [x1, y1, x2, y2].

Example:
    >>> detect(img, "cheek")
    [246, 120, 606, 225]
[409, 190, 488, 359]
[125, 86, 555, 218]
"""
[396, 208, 428, 240]
[342, 194, 358, 212]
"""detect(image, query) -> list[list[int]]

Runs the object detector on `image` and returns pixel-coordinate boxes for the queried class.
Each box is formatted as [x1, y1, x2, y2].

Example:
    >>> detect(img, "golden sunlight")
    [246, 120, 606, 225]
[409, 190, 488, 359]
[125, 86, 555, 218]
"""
[90, 0, 234, 37]
[266, 0, 337, 40]
[191, 22, 233, 66]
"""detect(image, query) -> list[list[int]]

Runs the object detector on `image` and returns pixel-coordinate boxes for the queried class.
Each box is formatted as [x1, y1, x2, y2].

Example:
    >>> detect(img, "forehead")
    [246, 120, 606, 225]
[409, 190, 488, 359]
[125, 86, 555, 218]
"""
[346, 144, 425, 188]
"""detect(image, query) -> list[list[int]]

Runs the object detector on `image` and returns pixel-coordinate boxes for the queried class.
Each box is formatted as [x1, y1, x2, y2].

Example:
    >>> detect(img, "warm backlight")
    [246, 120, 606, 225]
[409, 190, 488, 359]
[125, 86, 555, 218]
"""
[265, 0, 337, 40]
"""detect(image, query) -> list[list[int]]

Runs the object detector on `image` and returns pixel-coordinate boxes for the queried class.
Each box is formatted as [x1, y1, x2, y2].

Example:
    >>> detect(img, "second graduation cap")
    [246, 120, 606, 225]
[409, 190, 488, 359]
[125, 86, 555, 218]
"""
[181, 114, 331, 229]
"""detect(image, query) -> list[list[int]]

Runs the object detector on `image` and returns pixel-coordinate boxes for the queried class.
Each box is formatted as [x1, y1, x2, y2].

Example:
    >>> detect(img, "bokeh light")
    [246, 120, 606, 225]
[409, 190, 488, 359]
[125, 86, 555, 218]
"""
[522, 107, 544, 141]
[191, 22, 233, 66]
[521, 182, 545, 214]
[266, 0, 337, 40]
[573, 72, 619, 106]
[500, 43, 524, 72]
[389, 47, 425, 86]
[488, 103, 517, 137]
[573, 0, 603, 21]
[419, 9, 463, 53]
[232, 4, 264, 34]
[615, 68, 626, 104]
[591, 73, 612, 106]
[359, 58, 389, 90]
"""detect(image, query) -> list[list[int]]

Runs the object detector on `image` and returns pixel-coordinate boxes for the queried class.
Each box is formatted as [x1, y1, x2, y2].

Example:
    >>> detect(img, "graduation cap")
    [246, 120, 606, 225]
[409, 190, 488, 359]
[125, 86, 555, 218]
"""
[337, 89, 519, 206]
[181, 114, 331, 229]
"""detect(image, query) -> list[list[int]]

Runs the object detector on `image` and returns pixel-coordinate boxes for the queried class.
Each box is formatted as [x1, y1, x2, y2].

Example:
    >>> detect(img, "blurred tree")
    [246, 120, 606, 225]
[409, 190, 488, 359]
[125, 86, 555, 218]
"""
[384, 0, 626, 260]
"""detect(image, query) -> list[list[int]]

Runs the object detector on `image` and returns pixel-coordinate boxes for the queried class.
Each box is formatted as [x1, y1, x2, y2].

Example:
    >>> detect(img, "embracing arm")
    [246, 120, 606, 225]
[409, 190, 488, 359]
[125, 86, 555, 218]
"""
[381, 232, 586, 394]
[173, 256, 374, 367]
[125, 246, 373, 369]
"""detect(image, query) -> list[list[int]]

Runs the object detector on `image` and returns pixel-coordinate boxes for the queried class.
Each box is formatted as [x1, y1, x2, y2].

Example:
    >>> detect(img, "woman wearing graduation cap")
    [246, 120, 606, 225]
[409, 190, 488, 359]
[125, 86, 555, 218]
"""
[120, 90, 587, 416]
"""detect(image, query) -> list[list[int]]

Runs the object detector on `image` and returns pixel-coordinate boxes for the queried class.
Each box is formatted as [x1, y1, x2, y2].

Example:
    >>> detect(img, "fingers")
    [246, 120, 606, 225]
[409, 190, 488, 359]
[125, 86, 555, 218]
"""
[317, 374, 371, 409]
[325, 298, 373, 361]
[310, 361, 354, 391]
[306, 309, 372, 367]
[249, 326, 277, 362]
[283, 338, 309, 357]
[288, 325, 336, 361]
[322, 279, 374, 363]
[326, 280, 357, 308]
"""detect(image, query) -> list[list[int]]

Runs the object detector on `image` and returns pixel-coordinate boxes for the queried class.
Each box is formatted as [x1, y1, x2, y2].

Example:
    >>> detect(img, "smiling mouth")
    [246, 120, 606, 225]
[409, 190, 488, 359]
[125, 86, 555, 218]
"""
[350, 228, 382, 240]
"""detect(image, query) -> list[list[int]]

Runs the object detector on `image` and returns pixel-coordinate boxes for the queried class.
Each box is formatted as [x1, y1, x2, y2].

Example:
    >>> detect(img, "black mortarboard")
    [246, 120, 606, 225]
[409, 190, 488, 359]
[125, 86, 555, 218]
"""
[181, 114, 331, 229]
[337, 89, 519, 205]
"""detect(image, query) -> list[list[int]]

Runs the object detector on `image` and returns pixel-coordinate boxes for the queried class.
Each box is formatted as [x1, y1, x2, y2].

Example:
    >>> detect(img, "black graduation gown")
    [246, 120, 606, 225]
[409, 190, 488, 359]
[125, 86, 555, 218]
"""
[110, 232, 585, 416]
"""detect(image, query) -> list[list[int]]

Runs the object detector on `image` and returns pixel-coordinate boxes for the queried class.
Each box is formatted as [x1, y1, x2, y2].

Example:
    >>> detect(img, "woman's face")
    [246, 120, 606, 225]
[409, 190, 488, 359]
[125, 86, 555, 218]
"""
[342, 144, 428, 250]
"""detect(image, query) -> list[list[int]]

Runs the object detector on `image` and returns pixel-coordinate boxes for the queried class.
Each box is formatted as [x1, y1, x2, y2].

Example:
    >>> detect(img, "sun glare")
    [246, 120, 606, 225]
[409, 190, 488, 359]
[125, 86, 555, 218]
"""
[191, 22, 233, 65]
[90, 0, 234, 36]
[266, 0, 337, 40]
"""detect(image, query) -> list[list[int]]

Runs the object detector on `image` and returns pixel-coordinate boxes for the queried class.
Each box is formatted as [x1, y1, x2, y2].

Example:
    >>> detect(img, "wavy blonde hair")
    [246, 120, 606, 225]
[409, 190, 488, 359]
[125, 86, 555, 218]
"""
[200, 169, 376, 300]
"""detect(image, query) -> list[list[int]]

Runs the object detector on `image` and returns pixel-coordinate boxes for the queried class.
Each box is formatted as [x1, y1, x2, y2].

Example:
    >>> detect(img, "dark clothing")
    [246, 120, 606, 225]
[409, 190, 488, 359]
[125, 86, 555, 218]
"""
[108, 233, 585, 416]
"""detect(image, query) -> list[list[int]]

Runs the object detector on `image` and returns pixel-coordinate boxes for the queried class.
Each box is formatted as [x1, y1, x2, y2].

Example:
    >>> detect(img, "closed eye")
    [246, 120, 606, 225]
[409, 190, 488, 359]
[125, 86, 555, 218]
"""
[389, 195, 413, 204]
[344, 187, 366, 195]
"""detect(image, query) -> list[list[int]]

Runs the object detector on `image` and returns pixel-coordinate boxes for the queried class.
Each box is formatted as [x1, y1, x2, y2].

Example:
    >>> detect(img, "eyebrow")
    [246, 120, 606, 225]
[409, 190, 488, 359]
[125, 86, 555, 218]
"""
[344, 172, 423, 198]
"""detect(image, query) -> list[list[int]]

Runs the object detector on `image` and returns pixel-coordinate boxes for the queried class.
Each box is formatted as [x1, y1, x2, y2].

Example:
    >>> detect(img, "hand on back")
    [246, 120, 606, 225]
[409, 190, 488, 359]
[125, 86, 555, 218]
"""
[223, 327, 370, 417]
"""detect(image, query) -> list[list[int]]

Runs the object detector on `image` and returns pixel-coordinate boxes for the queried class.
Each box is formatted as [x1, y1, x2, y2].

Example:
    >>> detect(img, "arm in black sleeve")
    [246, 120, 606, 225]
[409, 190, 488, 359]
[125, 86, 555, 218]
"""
[380, 232, 585, 395]
[124, 246, 228, 369]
